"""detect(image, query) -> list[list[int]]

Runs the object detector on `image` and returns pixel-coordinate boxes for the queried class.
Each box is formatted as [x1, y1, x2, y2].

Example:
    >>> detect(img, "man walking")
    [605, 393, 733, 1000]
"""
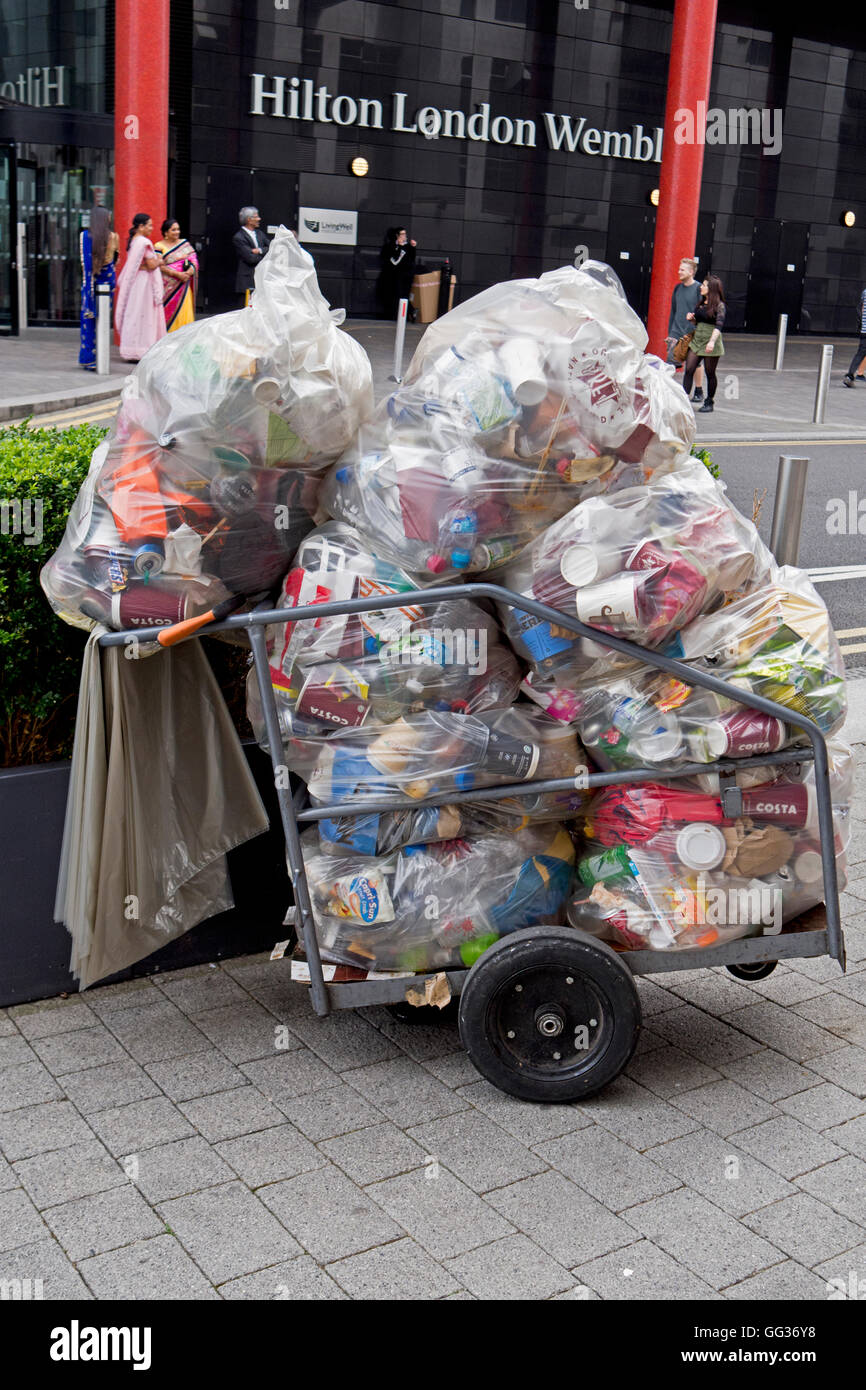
[667, 256, 705, 402]
[842, 284, 866, 386]
[233, 207, 269, 305]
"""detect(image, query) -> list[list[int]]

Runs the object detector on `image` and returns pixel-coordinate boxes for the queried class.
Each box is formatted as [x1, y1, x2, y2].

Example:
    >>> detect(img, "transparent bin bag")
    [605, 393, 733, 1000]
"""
[568, 741, 852, 952]
[250, 701, 582, 807]
[255, 522, 522, 730]
[320, 262, 695, 583]
[498, 459, 773, 670]
[315, 785, 588, 857]
[520, 570, 847, 771]
[301, 823, 576, 972]
[40, 230, 371, 634]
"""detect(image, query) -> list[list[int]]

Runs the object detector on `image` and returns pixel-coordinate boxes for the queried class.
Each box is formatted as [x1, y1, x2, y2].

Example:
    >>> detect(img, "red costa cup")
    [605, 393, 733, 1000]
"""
[111, 588, 190, 629]
[706, 711, 786, 759]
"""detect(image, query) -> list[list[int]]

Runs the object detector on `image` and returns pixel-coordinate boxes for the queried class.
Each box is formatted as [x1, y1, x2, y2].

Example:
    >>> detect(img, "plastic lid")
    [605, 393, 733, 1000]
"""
[402, 844, 426, 857]
[335, 467, 351, 483]
[794, 850, 823, 884]
[676, 822, 727, 871]
[426, 554, 448, 573]
[451, 549, 472, 569]
[633, 722, 682, 762]
[455, 771, 475, 790]
[364, 636, 379, 654]
[560, 544, 599, 588]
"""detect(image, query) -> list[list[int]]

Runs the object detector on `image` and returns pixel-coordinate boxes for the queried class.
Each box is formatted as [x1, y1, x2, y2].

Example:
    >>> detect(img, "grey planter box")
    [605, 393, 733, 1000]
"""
[0, 746, 290, 1007]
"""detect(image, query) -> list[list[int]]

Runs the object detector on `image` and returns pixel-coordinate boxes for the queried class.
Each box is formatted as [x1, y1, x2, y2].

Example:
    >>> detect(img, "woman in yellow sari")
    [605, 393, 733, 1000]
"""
[154, 218, 199, 331]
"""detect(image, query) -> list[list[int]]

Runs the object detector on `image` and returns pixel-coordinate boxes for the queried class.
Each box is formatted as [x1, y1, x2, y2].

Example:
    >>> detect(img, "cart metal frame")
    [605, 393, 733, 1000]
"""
[98, 582, 846, 1019]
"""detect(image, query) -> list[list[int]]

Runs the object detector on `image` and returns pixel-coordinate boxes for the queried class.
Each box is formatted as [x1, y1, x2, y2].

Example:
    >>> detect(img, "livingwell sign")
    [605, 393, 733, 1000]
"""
[250, 74, 663, 162]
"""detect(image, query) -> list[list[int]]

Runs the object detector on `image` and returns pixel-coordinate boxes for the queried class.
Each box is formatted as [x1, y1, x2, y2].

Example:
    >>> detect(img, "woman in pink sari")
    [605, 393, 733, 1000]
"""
[114, 214, 166, 362]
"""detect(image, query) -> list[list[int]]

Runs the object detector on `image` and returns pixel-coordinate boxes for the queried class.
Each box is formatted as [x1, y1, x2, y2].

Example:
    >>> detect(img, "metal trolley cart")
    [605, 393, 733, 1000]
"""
[99, 582, 846, 1104]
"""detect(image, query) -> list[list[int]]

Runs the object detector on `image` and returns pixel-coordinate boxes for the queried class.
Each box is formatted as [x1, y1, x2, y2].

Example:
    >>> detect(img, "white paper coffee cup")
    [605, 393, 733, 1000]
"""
[575, 573, 640, 627]
[499, 337, 547, 407]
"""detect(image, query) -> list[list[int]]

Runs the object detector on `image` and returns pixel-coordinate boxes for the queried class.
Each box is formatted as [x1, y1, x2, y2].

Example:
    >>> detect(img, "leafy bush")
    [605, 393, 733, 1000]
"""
[690, 443, 720, 479]
[0, 420, 107, 766]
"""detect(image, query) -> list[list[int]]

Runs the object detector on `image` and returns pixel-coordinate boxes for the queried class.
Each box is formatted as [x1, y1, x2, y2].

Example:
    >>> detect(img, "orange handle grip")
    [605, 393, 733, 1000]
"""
[157, 610, 217, 647]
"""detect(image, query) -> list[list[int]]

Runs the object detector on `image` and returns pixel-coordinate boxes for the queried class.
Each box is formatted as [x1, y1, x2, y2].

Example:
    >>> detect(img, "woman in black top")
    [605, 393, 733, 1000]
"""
[683, 274, 726, 413]
[378, 226, 417, 320]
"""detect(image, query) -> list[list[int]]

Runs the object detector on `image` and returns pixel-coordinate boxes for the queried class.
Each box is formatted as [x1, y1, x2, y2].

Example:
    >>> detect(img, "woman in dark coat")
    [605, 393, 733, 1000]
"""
[378, 226, 417, 320]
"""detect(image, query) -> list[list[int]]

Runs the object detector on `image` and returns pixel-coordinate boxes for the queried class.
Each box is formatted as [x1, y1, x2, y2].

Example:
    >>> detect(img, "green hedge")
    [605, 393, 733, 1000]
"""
[0, 420, 108, 766]
[691, 443, 720, 479]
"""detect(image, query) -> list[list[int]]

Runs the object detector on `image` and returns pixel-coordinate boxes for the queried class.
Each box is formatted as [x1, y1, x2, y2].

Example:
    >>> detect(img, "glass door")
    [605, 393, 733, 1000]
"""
[0, 143, 18, 335]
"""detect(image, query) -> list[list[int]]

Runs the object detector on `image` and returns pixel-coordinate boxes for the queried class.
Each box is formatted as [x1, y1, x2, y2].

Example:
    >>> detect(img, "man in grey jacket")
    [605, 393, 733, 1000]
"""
[667, 256, 704, 401]
[233, 207, 270, 304]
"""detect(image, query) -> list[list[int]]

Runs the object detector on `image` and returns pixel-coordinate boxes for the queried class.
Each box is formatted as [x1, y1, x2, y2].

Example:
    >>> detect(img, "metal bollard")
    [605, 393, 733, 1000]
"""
[769, 455, 809, 566]
[389, 297, 408, 382]
[812, 344, 833, 423]
[773, 313, 788, 371]
[95, 283, 111, 375]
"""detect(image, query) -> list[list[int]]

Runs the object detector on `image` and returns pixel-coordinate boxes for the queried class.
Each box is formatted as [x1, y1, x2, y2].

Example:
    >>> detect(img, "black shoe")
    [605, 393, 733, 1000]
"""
[692, 387, 704, 402]
[843, 375, 855, 387]
[698, 399, 714, 412]
[856, 376, 866, 382]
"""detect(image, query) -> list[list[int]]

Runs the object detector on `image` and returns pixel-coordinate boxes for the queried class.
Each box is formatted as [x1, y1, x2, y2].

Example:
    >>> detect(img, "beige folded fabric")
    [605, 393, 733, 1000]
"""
[55, 630, 269, 988]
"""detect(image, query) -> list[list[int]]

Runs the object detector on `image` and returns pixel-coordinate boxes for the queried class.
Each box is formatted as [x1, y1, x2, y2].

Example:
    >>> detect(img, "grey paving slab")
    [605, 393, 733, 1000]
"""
[824, 1113, 866, 1159]
[0, 1035, 38, 1069]
[127, 1135, 236, 1203]
[833, 973, 866, 1006]
[646, 1130, 795, 1218]
[155, 965, 249, 1016]
[805, 1043, 866, 1098]
[0, 1150, 17, 1192]
[179, 1086, 286, 1143]
[573, 1238, 721, 1301]
[84, 978, 166, 1016]
[421, 1051, 482, 1090]
[0, 1011, 15, 1037]
[241, 1050, 341, 1105]
[285, 1009, 401, 1071]
[79, 1233, 220, 1300]
[158, 1181, 302, 1284]
[484, 1171, 635, 1268]
[552, 1284, 601, 1299]
[0, 1101, 96, 1161]
[633, 978, 682, 1015]
[190, 1001, 300, 1065]
[9, 996, 97, 1039]
[723, 1260, 834, 1300]
[0, 1188, 49, 1253]
[278, 1083, 386, 1142]
[535, 1127, 682, 1211]
[455, 1079, 594, 1144]
[343, 1057, 468, 1127]
[320, 1122, 427, 1186]
[721, 1000, 847, 1063]
[732, 1114, 847, 1179]
[625, 1042, 722, 1098]
[794, 991, 866, 1047]
[13, 1139, 126, 1210]
[215, 1123, 324, 1188]
[0, 1238, 93, 1300]
[812, 1242, 866, 1295]
[30, 1026, 127, 1077]
[102, 999, 210, 1064]
[796, 1155, 866, 1224]
[0, 1061, 63, 1112]
[219, 1255, 347, 1300]
[368, 1166, 514, 1261]
[577, 1076, 701, 1150]
[670, 1079, 778, 1137]
[145, 1050, 246, 1102]
[787, 955, 850, 984]
[329, 1236, 461, 1300]
[86, 1096, 196, 1157]
[644, 1003, 764, 1065]
[360, 1007, 463, 1062]
[407, 1110, 548, 1193]
[664, 971, 759, 1014]
[719, 1049, 819, 1103]
[60, 1058, 160, 1114]
[745, 971, 831, 1006]
[625, 1189, 784, 1290]
[778, 1083, 866, 1132]
[259, 1167, 403, 1263]
[444, 1233, 572, 1301]
[743, 1192, 865, 1265]
[42, 1185, 164, 1261]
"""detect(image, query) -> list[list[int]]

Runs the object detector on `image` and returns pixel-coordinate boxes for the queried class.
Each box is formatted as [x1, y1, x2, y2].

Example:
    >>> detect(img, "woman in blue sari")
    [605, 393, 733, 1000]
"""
[79, 206, 119, 370]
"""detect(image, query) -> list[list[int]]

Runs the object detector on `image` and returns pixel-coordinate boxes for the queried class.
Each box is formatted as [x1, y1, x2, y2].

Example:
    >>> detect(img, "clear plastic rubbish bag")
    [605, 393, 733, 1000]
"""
[41, 229, 372, 633]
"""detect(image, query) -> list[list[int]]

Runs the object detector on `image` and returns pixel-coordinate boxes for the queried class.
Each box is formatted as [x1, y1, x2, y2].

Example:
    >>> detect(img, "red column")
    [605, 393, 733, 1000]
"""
[113, 0, 170, 268]
[646, 0, 718, 358]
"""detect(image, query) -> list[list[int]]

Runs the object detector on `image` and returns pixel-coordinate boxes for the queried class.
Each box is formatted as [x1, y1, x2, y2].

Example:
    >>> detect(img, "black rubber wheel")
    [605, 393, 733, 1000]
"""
[458, 926, 642, 1103]
[387, 998, 460, 1026]
[726, 960, 778, 981]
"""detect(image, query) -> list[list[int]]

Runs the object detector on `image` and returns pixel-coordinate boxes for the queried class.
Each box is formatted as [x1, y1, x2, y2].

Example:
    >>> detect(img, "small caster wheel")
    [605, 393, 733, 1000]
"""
[387, 998, 460, 1026]
[458, 926, 641, 1103]
[727, 960, 778, 981]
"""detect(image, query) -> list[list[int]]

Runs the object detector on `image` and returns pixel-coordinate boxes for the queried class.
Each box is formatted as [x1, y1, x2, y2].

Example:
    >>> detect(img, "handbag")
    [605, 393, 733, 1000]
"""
[673, 331, 694, 363]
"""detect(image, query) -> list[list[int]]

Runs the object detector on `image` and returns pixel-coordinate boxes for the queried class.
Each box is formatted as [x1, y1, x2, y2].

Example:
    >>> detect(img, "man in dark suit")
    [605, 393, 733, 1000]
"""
[233, 207, 269, 304]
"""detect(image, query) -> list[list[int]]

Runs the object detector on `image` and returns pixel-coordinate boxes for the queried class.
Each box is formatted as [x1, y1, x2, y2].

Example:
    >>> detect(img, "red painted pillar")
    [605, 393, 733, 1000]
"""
[113, 0, 170, 268]
[646, 0, 718, 358]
